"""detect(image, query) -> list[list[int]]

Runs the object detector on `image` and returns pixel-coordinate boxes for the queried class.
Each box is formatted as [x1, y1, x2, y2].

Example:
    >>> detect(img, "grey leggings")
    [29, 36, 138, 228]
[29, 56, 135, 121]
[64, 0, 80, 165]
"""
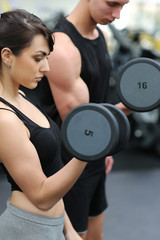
[0, 200, 65, 240]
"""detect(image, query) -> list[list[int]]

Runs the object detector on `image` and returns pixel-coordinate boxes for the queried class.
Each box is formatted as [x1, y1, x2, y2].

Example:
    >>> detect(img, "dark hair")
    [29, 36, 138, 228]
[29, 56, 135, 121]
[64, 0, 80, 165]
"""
[0, 9, 54, 64]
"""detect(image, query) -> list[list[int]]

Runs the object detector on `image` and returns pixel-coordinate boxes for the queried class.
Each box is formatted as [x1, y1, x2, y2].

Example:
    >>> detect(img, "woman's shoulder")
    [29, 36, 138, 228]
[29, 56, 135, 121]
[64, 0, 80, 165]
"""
[0, 107, 23, 130]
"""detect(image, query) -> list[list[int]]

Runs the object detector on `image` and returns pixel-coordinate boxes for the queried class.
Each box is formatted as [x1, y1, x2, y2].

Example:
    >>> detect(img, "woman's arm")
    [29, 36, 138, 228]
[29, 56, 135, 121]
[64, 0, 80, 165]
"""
[0, 110, 87, 211]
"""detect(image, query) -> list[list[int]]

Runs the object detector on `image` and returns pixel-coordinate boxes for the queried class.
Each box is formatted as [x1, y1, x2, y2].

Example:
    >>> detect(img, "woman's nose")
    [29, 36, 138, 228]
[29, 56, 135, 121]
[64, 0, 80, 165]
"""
[40, 58, 50, 73]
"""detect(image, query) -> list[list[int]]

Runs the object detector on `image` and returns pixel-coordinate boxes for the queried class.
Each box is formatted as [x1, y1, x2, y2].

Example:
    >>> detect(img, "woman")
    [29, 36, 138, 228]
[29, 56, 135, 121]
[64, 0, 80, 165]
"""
[0, 9, 87, 240]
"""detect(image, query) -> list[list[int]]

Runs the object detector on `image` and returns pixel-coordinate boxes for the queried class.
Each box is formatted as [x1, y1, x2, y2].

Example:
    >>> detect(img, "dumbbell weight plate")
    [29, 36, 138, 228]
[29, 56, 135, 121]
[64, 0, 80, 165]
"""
[61, 103, 119, 162]
[116, 57, 160, 112]
[102, 103, 131, 155]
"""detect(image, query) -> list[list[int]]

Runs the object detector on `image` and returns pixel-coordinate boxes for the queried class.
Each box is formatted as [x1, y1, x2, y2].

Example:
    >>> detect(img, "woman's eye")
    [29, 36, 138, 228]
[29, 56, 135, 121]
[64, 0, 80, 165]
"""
[35, 57, 42, 62]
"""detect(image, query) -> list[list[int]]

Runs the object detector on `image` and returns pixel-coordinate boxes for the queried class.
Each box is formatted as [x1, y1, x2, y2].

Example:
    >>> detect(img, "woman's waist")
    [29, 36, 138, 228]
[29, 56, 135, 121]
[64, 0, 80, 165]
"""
[10, 191, 65, 218]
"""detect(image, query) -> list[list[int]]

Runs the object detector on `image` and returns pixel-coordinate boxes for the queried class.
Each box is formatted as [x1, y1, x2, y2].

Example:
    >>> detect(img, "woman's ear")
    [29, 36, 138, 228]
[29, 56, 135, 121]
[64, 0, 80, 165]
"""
[1, 47, 12, 67]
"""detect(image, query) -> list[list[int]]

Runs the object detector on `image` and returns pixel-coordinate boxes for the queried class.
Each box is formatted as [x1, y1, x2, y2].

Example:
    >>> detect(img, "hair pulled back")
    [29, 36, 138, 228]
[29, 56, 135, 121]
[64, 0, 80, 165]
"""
[0, 9, 54, 64]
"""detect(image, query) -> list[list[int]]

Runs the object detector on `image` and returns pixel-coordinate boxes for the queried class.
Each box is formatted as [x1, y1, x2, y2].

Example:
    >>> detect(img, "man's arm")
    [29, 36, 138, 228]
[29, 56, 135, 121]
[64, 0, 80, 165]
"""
[46, 32, 89, 120]
[63, 211, 83, 240]
[102, 29, 133, 116]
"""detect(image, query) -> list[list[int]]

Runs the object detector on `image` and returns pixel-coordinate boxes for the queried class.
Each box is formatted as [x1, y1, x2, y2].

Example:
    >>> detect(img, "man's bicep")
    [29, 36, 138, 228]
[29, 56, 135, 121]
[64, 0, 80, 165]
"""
[48, 74, 89, 120]
[46, 42, 89, 119]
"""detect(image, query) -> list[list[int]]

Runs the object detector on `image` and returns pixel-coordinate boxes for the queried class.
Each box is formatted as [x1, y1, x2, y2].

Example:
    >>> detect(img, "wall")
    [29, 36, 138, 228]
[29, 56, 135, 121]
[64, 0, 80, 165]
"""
[0, 0, 78, 19]
[1, 0, 160, 33]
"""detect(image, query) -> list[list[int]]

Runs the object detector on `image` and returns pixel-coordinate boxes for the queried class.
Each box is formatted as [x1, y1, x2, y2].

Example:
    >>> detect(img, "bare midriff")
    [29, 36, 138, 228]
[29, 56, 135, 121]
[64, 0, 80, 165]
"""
[10, 191, 64, 218]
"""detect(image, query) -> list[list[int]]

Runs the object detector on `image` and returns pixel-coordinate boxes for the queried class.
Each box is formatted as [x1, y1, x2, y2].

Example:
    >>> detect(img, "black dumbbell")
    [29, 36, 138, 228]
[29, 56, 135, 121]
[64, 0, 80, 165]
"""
[101, 103, 130, 155]
[116, 57, 160, 112]
[61, 103, 130, 162]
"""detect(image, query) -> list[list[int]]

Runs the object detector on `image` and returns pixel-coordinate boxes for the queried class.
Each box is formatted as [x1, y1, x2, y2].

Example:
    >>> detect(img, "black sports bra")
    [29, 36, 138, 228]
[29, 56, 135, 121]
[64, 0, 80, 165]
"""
[0, 96, 63, 191]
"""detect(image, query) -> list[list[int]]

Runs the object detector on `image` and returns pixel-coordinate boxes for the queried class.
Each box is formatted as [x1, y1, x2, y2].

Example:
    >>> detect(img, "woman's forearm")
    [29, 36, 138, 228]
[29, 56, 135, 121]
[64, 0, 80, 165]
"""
[35, 158, 87, 210]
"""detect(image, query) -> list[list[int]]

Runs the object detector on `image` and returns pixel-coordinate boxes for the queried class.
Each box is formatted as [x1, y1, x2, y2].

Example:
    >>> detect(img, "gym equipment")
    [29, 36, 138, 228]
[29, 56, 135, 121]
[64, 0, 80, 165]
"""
[62, 57, 160, 161]
[116, 57, 160, 112]
[102, 103, 130, 155]
[61, 103, 130, 162]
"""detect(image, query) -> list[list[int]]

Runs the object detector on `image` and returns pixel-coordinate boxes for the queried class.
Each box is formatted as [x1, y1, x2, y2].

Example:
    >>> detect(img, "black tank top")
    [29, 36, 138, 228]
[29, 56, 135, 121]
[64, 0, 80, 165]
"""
[0, 96, 63, 192]
[20, 18, 112, 172]
[54, 18, 112, 103]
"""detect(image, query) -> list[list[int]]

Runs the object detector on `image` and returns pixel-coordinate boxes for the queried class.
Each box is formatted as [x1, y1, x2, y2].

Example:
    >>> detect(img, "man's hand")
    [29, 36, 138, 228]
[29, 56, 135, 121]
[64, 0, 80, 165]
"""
[64, 211, 83, 240]
[105, 156, 114, 174]
[65, 230, 83, 240]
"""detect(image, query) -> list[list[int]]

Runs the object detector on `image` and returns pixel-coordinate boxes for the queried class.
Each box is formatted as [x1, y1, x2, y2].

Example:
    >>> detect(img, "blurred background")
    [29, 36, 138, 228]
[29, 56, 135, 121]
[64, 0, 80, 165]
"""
[1, 0, 160, 239]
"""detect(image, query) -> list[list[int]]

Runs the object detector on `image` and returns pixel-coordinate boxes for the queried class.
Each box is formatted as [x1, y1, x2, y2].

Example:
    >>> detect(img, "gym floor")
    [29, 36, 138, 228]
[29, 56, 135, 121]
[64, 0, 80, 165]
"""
[104, 142, 160, 240]
[0, 142, 160, 240]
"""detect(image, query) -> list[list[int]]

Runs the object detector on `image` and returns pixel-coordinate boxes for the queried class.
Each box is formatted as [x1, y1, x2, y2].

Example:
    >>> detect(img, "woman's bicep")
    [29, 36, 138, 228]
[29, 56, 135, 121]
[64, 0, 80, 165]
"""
[0, 114, 46, 203]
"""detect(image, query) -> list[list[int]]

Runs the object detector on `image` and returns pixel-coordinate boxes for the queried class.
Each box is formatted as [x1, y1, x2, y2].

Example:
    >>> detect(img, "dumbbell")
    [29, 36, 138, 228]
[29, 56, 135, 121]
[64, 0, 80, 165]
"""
[61, 103, 130, 162]
[116, 57, 160, 112]
[102, 103, 130, 155]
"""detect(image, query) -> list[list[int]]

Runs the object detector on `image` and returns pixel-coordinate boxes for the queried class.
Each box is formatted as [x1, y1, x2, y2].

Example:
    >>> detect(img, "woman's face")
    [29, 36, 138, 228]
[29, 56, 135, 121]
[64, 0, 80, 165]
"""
[88, 0, 129, 25]
[10, 34, 50, 89]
